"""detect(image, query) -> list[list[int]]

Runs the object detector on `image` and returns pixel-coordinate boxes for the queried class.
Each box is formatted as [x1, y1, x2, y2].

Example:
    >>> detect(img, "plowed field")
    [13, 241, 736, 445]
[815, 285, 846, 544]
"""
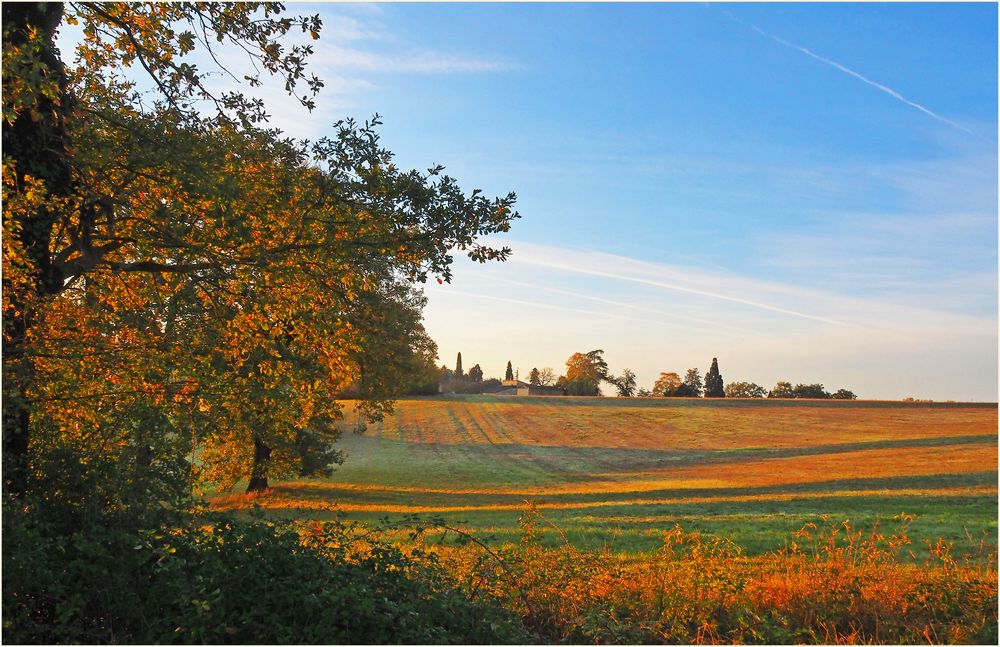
[211, 396, 997, 554]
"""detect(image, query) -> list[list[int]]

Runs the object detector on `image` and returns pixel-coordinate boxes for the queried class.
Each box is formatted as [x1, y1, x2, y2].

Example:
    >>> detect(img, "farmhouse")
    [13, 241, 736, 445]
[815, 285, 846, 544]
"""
[490, 379, 564, 396]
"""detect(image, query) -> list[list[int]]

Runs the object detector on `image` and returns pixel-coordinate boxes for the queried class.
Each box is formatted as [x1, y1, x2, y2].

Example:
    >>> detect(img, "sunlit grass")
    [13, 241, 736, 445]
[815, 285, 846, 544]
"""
[295, 507, 998, 643]
[209, 396, 997, 557]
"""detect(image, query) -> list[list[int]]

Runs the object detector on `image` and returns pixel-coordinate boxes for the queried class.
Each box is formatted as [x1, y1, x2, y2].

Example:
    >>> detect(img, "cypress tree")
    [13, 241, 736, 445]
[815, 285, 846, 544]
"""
[705, 357, 725, 398]
[455, 352, 463, 377]
[505, 361, 514, 381]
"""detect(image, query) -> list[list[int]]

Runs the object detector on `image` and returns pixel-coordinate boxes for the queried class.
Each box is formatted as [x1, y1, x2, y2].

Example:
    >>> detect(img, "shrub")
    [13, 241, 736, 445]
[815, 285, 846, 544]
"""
[2, 501, 527, 644]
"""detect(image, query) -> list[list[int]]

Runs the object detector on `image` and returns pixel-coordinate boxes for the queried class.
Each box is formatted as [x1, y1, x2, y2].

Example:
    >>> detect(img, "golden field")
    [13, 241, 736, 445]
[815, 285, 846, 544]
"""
[211, 395, 997, 556]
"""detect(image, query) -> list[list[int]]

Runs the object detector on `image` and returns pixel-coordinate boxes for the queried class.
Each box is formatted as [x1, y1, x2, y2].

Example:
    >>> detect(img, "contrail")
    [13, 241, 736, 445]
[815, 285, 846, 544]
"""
[436, 287, 750, 339]
[480, 275, 762, 335]
[436, 288, 620, 320]
[511, 253, 859, 328]
[711, 5, 973, 135]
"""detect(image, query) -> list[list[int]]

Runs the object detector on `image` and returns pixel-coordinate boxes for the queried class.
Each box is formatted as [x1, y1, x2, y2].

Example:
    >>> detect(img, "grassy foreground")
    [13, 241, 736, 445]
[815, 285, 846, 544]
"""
[383, 507, 997, 644]
[207, 396, 997, 643]
[212, 395, 997, 557]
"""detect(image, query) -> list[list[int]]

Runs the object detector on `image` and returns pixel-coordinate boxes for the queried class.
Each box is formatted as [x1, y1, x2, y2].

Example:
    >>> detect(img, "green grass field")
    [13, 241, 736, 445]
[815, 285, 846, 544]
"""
[212, 396, 997, 557]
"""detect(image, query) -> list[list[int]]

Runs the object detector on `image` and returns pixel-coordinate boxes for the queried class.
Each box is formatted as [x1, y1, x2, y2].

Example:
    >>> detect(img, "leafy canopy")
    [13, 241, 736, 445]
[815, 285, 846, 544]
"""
[652, 372, 682, 397]
[563, 350, 608, 395]
[3, 2, 518, 497]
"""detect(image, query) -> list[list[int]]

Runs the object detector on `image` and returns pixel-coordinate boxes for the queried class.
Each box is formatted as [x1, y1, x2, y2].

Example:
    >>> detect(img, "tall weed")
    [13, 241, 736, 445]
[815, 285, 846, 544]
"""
[426, 507, 997, 644]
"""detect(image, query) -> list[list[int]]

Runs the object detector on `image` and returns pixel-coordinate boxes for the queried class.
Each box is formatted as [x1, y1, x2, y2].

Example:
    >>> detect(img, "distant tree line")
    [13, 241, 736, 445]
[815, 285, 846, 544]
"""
[430, 351, 857, 400]
[436, 350, 607, 396]
[646, 358, 720, 398]
[765, 381, 856, 400]
[439, 352, 495, 394]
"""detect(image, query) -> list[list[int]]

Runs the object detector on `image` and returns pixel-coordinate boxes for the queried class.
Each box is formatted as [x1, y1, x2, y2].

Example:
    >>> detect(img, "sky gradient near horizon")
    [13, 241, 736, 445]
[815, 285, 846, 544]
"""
[63, 2, 999, 400]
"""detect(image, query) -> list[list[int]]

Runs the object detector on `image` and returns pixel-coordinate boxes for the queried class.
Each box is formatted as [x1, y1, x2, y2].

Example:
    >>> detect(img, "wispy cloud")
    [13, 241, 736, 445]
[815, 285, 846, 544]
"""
[441, 288, 629, 322]
[438, 287, 765, 342]
[480, 276, 763, 335]
[335, 2, 385, 16]
[319, 14, 389, 43]
[317, 45, 509, 74]
[183, 5, 510, 139]
[424, 240, 997, 399]
[507, 244, 859, 328]
[471, 239, 996, 336]
[711, 5, 974, 135]
[305, 8, 510, 75]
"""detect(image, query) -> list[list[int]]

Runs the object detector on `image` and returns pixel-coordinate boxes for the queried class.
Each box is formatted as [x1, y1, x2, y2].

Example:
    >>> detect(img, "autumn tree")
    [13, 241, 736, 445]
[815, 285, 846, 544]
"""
[792, 383, 831, 399]
[2, 3, 518, 499]
[704, 358, 725, 398]
[768, 381, 793, 398]
[529, 367, 541, 386]
[3, 3, 333, 495]
[563, 350, 608, 396]
[652, 372, 682, 397]
[4, 3, 320, 497]
[724, 381, 767, 398]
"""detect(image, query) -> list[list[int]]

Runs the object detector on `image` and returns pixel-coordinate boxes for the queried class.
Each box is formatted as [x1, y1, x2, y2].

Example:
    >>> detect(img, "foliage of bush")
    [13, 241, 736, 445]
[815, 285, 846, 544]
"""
[430, 507, 998, 644]
[7, 490, 996, 645]
[2, 502, 528, 644]
[442, 377, 484, 394]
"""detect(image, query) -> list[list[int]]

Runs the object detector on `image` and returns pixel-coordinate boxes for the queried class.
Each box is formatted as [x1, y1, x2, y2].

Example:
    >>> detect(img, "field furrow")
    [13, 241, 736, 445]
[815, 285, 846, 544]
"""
[213, 396, 998, 556]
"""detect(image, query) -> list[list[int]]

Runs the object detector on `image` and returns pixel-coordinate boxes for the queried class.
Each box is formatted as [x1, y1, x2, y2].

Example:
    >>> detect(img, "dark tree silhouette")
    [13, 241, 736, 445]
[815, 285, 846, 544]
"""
[725, 381, 767, 398]
[683, 368, 703, 397]
[505, 361, 514, 381]
[455, 352, 463, 377]
[609, 368, 637, 397]
[792, 383, 831, 399]
[769, 381, 794, 398]
[704, 358, 725, 398]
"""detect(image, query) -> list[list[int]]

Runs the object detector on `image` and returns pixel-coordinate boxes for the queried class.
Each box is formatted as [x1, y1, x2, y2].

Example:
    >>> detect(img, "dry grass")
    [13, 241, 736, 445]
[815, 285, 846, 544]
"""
[210, 396, 997, 555]
[210, 397, 998, 642]
[341, 397, 994, 451]
[297, 507, 999, 644]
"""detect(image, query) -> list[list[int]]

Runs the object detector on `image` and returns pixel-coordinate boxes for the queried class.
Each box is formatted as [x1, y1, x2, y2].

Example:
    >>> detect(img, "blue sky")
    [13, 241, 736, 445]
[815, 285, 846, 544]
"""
[64, 2, 999, 400]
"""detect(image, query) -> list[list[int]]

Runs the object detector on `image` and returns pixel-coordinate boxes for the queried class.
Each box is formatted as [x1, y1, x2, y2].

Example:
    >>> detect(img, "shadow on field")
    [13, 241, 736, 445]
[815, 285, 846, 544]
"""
[265, 470, 997, 510]
[580, 432, 998, 472]
[340, 432, 996, 480]
[422, 394, 999, 409]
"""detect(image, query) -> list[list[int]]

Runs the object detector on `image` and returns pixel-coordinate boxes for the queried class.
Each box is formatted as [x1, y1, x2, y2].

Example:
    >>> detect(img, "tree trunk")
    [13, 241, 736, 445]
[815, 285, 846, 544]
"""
[245, 437, 271, 493]
[2, 2, 72, 496]
[2, 310, 30, 496]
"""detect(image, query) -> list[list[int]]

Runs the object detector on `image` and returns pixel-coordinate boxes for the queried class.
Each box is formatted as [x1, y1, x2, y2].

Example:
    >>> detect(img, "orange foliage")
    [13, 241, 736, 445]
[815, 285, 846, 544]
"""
[415, 511, 998, 644]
